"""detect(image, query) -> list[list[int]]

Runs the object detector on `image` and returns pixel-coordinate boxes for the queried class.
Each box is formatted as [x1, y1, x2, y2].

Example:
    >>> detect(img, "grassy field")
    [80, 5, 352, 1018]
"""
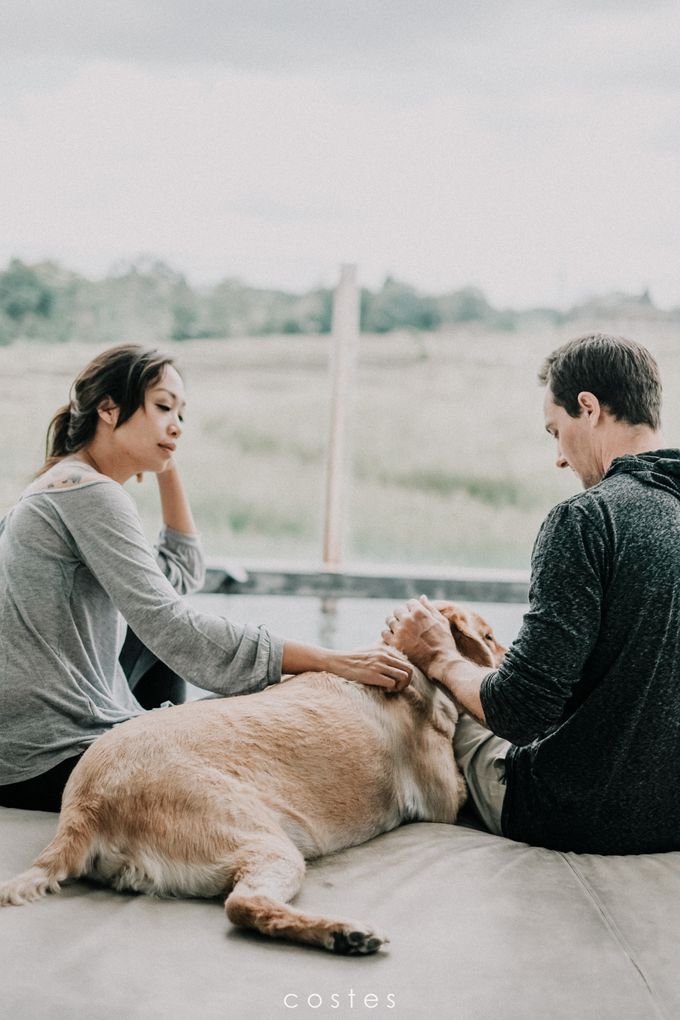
[2, 319, 679, 570]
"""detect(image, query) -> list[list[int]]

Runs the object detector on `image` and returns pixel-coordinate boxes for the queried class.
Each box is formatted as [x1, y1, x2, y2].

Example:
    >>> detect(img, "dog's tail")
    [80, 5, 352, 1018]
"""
[0, 806, 96, 907]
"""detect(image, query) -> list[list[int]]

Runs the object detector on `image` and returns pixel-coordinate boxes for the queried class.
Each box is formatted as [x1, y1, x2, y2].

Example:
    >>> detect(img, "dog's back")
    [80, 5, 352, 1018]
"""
[0, 670, 462, 952]
[0, 602, 504, 953]
[72, 668, 463, 866]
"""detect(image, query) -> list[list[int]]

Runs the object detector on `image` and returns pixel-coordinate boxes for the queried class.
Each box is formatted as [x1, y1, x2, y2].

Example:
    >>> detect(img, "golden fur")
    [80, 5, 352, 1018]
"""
[0, 602, 504, 954]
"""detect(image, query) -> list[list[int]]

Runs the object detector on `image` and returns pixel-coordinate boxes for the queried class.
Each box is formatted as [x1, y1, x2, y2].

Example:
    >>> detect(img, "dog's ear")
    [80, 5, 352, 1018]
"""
[432, 602, 505, 668]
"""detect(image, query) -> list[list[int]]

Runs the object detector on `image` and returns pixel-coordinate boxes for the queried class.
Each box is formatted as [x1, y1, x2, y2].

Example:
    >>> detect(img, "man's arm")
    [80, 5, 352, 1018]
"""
[383, 596, 492, 725]
[386, 501, 607, 746]
[438, 658, 491, 725]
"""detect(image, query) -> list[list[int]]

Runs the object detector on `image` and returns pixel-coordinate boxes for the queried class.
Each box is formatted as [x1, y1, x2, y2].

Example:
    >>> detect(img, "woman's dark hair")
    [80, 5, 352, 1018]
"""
[38, 343, 178, 475]
[538, 332, 662, 429]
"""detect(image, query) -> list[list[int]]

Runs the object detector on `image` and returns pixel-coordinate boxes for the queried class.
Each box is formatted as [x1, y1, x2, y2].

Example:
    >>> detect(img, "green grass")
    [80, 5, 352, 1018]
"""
[365, 464, 534, 508]
[2, 321, 679, 570]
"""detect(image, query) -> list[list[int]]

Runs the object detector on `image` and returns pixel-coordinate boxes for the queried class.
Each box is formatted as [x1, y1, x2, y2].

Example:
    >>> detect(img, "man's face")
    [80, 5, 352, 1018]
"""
[543, 389, 603, 489]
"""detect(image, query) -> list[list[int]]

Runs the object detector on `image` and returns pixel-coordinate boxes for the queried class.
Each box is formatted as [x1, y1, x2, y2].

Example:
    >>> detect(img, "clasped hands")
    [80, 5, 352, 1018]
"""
[382, 595, 461, 681]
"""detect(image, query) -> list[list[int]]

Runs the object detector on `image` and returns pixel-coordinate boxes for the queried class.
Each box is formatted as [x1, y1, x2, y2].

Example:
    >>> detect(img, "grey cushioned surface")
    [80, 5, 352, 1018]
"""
[1, 807, 678, 1020]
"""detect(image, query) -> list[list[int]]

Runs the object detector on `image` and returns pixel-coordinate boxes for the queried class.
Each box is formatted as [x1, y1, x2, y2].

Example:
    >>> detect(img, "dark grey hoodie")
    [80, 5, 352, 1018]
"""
[481, 448, 680, 854]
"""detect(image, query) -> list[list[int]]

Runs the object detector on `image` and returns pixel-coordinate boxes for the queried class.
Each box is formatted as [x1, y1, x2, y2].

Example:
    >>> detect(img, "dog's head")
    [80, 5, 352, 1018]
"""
[430, 601, 506, 668]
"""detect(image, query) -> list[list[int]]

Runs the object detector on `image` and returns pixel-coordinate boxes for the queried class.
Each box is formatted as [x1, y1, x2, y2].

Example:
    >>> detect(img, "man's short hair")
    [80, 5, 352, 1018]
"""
[538, 333, 662, 429]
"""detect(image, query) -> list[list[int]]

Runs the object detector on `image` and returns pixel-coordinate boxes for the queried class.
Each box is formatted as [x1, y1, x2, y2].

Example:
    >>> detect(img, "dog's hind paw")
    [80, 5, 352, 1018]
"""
[327, 925, 389, 955]
[0, 867, 57, 907]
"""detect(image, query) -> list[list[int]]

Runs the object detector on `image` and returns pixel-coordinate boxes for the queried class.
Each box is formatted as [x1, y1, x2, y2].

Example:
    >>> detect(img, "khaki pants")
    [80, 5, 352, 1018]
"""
[454, 714, 511, 837]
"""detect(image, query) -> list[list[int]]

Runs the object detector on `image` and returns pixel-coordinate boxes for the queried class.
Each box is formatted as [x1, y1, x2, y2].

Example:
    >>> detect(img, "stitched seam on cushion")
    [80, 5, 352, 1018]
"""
[557, 852, 667, 1020]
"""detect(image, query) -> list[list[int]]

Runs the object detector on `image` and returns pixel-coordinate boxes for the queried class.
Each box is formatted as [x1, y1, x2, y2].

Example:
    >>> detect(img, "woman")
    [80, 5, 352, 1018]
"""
[0, 344, 410, 812]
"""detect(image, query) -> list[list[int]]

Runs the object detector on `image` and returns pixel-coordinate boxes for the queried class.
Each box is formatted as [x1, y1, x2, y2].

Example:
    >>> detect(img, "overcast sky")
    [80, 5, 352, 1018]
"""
[1, 1, 679, 307]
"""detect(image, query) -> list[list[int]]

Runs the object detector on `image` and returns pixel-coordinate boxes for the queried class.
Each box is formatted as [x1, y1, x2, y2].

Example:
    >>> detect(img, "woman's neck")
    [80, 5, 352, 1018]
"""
[72, 442, 133, 485]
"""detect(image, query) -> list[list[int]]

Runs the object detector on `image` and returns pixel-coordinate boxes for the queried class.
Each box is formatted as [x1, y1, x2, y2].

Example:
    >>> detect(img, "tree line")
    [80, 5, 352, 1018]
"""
[0, 256, 670, 346]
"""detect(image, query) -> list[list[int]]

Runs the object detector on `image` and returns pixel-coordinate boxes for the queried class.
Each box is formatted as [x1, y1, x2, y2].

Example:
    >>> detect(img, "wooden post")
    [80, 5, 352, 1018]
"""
[322, 264, 360, 569]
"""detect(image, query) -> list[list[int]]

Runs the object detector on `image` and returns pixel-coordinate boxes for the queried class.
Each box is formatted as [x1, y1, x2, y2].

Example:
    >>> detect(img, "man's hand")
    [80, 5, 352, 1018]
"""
[382, 595, 462, 680]
[384, 595, 491, 725]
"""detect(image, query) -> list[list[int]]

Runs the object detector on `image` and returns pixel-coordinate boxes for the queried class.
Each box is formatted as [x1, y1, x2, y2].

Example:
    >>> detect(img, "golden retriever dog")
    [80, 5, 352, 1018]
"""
[0, 602, 505, 954]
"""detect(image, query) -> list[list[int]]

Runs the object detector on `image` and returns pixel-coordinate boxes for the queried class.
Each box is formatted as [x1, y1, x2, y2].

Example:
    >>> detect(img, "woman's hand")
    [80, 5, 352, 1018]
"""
[281, 642, 412, 690]
[135, 456, 177, 482]
[326, 648, 413, 690]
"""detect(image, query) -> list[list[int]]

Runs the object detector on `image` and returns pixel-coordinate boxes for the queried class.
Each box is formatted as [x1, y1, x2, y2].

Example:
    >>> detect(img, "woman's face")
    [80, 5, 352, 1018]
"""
[112, 365, 186, 474]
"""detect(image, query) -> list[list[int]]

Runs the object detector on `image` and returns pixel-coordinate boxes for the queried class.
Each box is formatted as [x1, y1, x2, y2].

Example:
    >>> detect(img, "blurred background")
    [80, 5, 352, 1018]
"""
[1, 0, 679, 583]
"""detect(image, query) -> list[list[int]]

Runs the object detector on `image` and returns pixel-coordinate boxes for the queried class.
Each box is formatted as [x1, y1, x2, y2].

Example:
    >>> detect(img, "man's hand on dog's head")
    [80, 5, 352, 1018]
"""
[382, 595, 462, 680]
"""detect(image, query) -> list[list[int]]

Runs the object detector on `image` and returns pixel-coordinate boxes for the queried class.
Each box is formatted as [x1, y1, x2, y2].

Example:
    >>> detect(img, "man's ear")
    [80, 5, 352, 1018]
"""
[576, 391, 601, 426]
[97, 398, 119, 427]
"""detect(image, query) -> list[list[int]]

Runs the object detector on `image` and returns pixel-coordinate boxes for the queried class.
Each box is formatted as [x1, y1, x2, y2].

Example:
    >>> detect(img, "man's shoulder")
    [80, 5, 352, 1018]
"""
[542, 487, 604, 528]
[539, 472, 662, 559]
[547, 472, 639, 521]
[535, 484, 623, 557]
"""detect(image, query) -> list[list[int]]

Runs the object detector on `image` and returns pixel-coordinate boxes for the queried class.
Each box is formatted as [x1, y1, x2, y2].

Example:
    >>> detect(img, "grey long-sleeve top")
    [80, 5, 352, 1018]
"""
[0, 463, 284, 784]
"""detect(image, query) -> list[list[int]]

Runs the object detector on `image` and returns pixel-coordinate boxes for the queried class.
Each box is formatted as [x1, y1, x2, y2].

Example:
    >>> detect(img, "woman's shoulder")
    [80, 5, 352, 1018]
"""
[22, 459, 116, 499]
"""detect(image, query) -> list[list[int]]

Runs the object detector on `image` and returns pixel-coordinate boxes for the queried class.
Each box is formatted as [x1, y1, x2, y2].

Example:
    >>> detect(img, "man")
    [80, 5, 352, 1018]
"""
[384, 332, 680, 854]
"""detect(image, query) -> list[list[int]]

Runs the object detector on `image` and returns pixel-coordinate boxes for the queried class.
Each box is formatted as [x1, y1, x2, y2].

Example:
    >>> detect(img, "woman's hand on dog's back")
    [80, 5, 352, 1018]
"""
[282, 642, 412, 690]
[328, 649, 413, 690]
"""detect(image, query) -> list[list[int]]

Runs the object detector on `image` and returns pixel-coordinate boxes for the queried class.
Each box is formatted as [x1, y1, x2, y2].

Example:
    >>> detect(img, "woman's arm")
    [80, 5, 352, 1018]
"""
[151, 462, 204, 594]
[282, 642, 412, 690]
[154, 465, 411, 690]
[155, 462, 197, 536]
[56, 483, 412, 697]
[142, 469, 412, 691]
[56, 481, 283, 696]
